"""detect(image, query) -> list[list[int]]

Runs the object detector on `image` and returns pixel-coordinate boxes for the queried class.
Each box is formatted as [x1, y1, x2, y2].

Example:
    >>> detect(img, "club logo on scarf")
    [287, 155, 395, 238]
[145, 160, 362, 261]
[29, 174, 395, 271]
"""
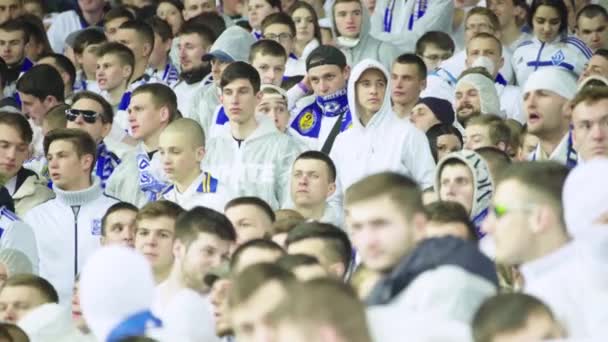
[551, 50, 565, 66]
[299, 111, 317, 134]
[323, 101, 341, 113]
[91, 219, 102, 235]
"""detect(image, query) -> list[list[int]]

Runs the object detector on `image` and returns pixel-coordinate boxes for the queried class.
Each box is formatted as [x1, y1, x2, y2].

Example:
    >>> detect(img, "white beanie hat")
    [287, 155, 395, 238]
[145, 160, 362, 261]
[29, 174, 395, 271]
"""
[456, 73, 501, 114]
[563, 158, 608, 238]
[523, 67, 577, 100]
[0, 248, 33, 277]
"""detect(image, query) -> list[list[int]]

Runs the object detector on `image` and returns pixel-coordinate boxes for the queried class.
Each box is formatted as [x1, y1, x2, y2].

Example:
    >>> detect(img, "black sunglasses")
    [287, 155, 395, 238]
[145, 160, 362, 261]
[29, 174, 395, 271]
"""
[65, 109, 101, 124]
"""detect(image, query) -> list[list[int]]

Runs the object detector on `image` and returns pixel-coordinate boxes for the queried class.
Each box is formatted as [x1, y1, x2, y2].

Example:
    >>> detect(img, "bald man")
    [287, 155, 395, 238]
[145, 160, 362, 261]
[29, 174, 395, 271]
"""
[158, 118, 233, 211]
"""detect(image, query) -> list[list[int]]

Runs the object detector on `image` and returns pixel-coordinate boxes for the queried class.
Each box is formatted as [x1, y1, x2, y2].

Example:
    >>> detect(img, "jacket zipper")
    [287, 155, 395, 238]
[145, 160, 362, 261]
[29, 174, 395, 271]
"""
[533, 41, 545, 71]
[71, 206, 81, 277]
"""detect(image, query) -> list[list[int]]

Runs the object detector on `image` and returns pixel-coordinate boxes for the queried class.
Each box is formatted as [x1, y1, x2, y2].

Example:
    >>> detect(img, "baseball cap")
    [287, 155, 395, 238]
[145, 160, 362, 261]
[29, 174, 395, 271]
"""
[306, 45, 347, 71]
[202, 26, 255, 63]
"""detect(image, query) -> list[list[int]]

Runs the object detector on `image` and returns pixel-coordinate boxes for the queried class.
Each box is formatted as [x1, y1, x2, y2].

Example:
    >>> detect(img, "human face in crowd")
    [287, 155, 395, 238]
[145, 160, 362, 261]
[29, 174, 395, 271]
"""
[410, 103, 439, 132]
[257, 92, 289, 131]
[579, 54, 608, 83]
[104, 17, 130, 41]
[309, 64, 348, 97]
[464, 14, 496, 44]
[439, 163, 474, 214]
[149, 33, 172, 68]
[572, 98, 608, 161]
[79, 43, 103, 79]
[291, 158, 336, 209]
[78, 0, 106, 13]
[115, 28, 150, 62]
[183, 0, 216, 20]
[292, 7, 315, 45]
[225, 204, 272, 246]
[134, 216, 176, 276]
[466, 37, 504, 78]
[0, 0, 21, 25]
[0, 124, 29, 179]
[47, 140, 92, 191]
[532, 5, 561, 43]
[577, 15, 608, 51]
[211, 59, 230, 86]
[96, 54, 132, 92]
[72, 280, 89, 333]
[287, 238, 344, 278]
[101, 209, 137, 248]
[436, 134, 463, 160]
[221, 78, 260, 124]
[264, 23, 295, 55]
[178, 232, 231, 292]
[251, 52, 286, 86]
[488, 0, 516, 28]
[491, 312, 563, 342]
[23, 1, 44, 19]
[233, 247, 283, 273]
[420, 44, 452, 71]
[464, 124, 493, 150]
[159, 129, 205, 184]
[0, 285, 48, 323]
[356, 68, 386, 117]
[334, 1, 363, 39]
[67, 97, 111, 144]
[178, 33, 209, 72]
[248, 0, 279, 30]
[210, 279, 233, 337]
[128, 92, 166, 141]
[347, 194, 420, 273]
[232, 280, 286, 342]
[517, 132, 539, 161]
[157, 2, 184, 35]
[18, 93, 56, 126]
[455, 82, 482, 123]
[0, 29, 26, 65]
[391, 62, 425, 108]
[524, 89, 568, 138]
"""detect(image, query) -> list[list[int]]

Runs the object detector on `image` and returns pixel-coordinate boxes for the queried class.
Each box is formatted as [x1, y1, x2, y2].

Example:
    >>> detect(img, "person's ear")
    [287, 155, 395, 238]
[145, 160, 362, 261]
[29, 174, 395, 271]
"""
[497, 141, 507, 152]
[81, 154, 94, 173]
[101, 122, 112, 139]
[122, 65, 133, 80]
[195, 146, 206, 162]
[159, 105, 170, 124]
[328, 262, 345, 279]
[562, 100, 573, 122]
[497, 56, 504, 71]
[173, 240, 186, 259]
[343, 65, 351, 80]
[327, 181, 337, 197]
[143, 42, 152, 58]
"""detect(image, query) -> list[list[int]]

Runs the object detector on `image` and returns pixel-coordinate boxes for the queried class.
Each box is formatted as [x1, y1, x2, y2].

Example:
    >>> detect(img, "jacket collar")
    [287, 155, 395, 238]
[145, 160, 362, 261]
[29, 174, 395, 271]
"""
[54, 178, 103, 206]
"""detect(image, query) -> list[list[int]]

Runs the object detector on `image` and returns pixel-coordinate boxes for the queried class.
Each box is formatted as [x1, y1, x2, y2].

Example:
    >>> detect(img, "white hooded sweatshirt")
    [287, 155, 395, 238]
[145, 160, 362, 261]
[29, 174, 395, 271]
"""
[331, 59, 436, 190]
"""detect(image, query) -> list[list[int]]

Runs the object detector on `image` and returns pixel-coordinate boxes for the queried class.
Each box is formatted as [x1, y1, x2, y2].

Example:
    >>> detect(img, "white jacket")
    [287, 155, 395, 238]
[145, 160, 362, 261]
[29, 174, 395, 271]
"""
[496, 83, 525, 123]
[512, 36, 592, 86]
[18, 303, 93, 342]
[440, 49, 515, 85]
[0, 206, 39, 274]
[160, 171, 233, 212]
[172, 78, 207, 120]
[330, 59, 436, 191]
[24, 179, 118, 303]
[203, 117, 303, 210]
[47, 10, 86, 53]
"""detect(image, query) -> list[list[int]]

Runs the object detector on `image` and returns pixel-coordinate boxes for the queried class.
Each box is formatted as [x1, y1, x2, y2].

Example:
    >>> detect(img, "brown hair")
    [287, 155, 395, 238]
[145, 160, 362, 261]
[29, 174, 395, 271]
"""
[3, 274, 59, 304]
[467, 114, 511, 148]
[571, 85, 608, 110]
[466, 7, 500, 32]
[228, 262, 296, 308]
[43, 128, 97, 172]
[132, 83, 180, 122]
[0, 111, 33, 144]
[135, 200, 184, 224]
[42, 103, 69, 131]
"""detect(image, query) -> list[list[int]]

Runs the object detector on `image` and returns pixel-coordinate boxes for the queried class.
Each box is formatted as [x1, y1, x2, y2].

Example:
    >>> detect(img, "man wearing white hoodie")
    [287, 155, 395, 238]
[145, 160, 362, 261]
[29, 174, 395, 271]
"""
[331, 59, 435, 191]
[454, 67, 502, 126]
[203, 61, 301, 210]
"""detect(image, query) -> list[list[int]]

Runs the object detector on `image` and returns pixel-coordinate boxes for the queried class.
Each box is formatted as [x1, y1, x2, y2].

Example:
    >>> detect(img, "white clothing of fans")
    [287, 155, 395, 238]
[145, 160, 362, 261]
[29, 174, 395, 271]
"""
[160, 171, 233, 212]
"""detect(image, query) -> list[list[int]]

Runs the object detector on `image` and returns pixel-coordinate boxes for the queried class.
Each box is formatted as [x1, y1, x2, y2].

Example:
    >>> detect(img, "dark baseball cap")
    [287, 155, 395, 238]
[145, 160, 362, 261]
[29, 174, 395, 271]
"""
[306, 45, 347, 72]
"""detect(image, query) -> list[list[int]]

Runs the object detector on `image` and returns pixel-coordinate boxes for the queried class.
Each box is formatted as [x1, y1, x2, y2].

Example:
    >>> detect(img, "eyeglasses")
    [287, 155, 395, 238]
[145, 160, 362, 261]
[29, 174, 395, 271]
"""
[490, 204, 534, 218]
[65, 109, 101, 124]
[421, 54, 452, 62]
[264, 33, 293, 42]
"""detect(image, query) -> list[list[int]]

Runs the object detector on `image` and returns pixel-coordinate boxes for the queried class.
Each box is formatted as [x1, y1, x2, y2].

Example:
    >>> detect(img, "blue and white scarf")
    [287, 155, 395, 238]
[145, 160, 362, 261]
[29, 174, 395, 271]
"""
[95, 142, 121, 189]
[290, 88, 352, 138]
[136, 147, 169, 202]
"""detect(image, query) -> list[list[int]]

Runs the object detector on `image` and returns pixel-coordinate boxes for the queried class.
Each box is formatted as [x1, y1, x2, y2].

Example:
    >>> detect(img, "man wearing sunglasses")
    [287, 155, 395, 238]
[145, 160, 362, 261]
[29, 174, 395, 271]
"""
[66, 91, 123, 190]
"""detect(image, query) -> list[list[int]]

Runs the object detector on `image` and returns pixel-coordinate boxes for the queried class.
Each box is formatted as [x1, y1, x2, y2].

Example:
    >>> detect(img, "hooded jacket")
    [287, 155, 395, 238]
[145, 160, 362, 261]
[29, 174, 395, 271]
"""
[435, 150, 493, 237]
[455, 73, 502, 116]
[189, 80, 221, 142]
[203, 116, 302, 210]
[330, 59, 436, 190]
[8, 168, 54, 217]
[331, 5, 400, 71]
[0, 206, 39, 274]
[0, 248, 33, 277]
[18, 303, 92, 342]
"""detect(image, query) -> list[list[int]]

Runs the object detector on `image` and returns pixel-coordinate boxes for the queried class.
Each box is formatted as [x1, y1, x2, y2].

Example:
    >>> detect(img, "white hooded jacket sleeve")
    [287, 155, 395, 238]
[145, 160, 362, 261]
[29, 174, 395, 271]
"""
[0, 207, 39, 274]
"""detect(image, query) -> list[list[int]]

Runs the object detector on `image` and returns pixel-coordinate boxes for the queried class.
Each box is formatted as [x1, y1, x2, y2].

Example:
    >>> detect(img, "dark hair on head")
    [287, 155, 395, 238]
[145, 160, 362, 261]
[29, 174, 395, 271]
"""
[136, 200, 184, 223]
[529, 0, 569, 36]
[38, 52, 77, 89]
[467, 114, 511, 148]
[231, 238, 285, 269]
[236, 20, 253, 32]
[101, 202, 139, 236]
[43, 103, 69, 131]
[220, 61, 262, 93]
[43, 128, 97, 172]
[394, 53, 427, 80]
[425, 201, 478, 241]
[178, 20, 217, 46]
[262, 0, 282, 11]
[290, 2, 322, 42]
[0, 323, 28, 342]
[20, 14, 52, 57]
[294, 150, 337, 182]
[473, 293, 555, 342]
[132, 83, 180, 122]
[159, 0, 184, 11]
[3, 274, 59, 304]
[73, 28, 107, 55]
[0, 57, 7, 87]
[97, 41, 136, 75]
[71, 91, 115, 124]
[0, 19, 29, 44]
[17, 64, 65, 102]
[229, 262, 295, 307]
[225, 196, 276, 222]
[415, 31, 455, 56]
[425, 123, 463, 162]
[105, 5, 136, 24]
[188, 12, 226, 40]
[119, 20, 156, 53]
[0, 111, 33, 144]
[593, 48, 608, 59]
[262, 12, 296, 36]
[576, 4, 608, 23]
[175, 206, 237, 247]
[476, 146, 512, 167]
[277, 253, 321, 272]
[147, 16, 173, 41]
[250, 38, 287, 62]
[571, 84, 608, 109]
[285, 222, 352, 271]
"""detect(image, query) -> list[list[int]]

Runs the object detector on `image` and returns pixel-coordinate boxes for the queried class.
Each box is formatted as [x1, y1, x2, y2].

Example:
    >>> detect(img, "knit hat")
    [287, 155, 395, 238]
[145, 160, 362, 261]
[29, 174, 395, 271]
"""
[202, 26, 256, 63]
[455, 73, 501, 114]
[523, 67, 577, 100]
[0, 248, 33, 277]
[417, 97, 455, 124]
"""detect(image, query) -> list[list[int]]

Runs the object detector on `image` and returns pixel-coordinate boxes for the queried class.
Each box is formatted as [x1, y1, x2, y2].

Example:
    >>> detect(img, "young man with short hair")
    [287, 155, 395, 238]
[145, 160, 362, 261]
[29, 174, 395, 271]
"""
[576, 4, 608, 52]
[464, 114, 511, 152]
[578, 49, 608, 83]
[231, 238, 285, 272]
[261, 12, 301, 77]
[570, 86, 608, 162]
[0, 274, 58, 323]
[424, 200, 478, 241]
[100, 201, 138, 248]
[46, 0, 105, 53]
[95, 42, 134, 112]
[224, 196, 276, 246]
[203, 61, 301, 210]
[36, 53, 77, 100]
[72, 28, 106, 94]
[390, 54, 427, 118]
[146, 17, 179, 86]
[103, 6, 135, 41]
[0, 19, 33, 98]
[247, 0, 281, 40]
[415, 31, 455, 72]
[159, 118, 232, 211]
[24, 128, 119, 303]
[249, 39, 287, 87]
[134, 200, 184, 284]
[487, 0, 532, 53]
[0, 0, 22, 25]
[106, 83, 179, 207]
